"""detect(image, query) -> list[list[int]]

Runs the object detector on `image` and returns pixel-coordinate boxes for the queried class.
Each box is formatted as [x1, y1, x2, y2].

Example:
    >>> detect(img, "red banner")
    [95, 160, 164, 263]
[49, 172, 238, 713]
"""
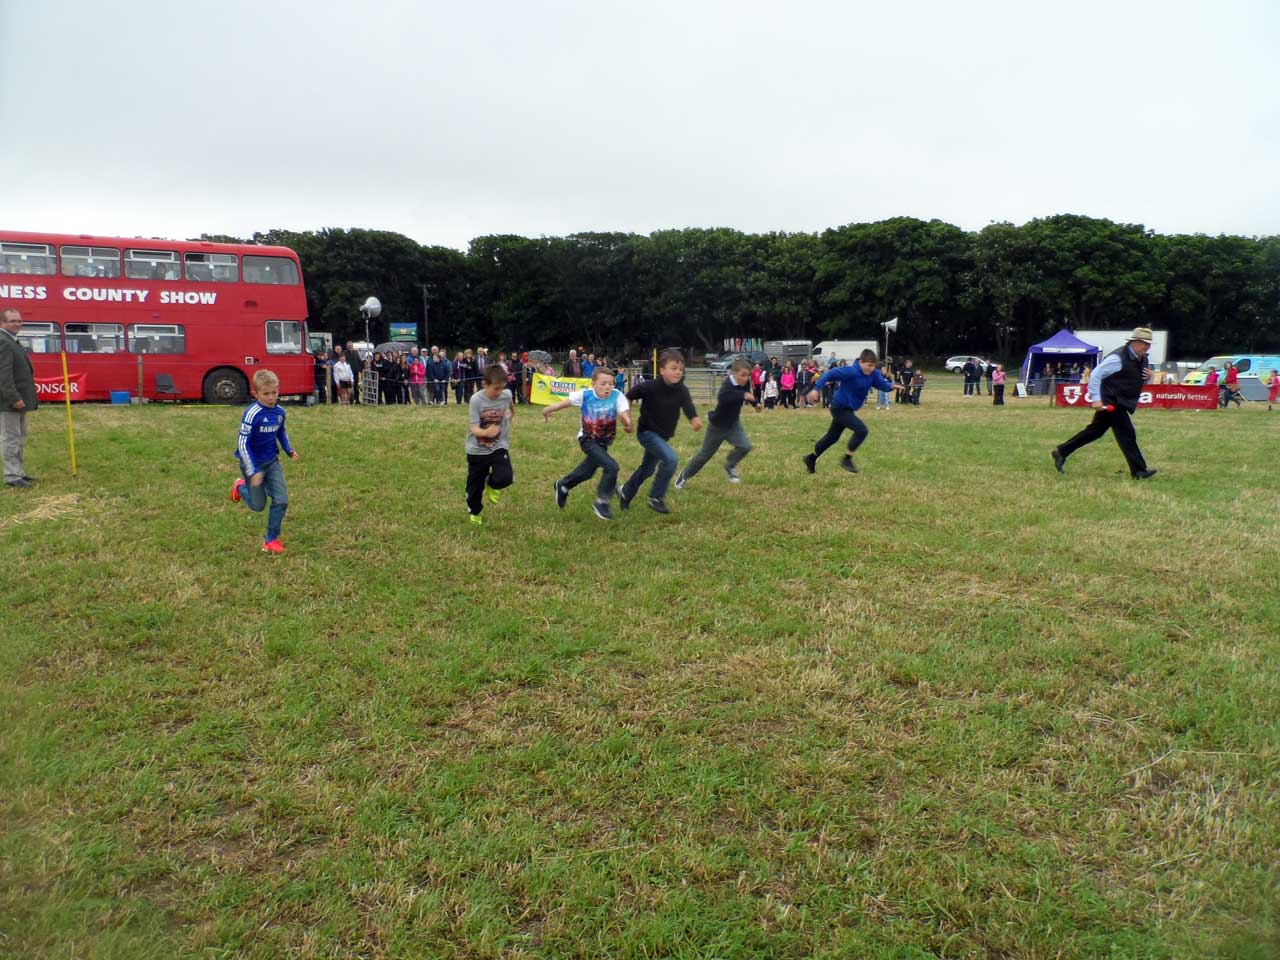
[1056, 382, 1217, 410]
[34, 373, 88, 399]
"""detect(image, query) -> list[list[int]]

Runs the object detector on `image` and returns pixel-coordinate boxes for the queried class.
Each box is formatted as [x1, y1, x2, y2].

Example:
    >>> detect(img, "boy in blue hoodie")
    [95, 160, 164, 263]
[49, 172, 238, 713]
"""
[802, 349, 894, 475]
[230, 369, 298, 553]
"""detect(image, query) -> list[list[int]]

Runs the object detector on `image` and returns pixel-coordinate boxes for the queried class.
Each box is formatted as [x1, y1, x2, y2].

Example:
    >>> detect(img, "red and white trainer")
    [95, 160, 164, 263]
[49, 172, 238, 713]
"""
[261, 539, 285, 554]
[230, 478, 245, 503]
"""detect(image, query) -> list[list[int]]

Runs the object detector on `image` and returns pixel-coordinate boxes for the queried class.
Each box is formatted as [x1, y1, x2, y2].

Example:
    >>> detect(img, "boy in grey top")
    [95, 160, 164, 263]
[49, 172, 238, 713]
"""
[465, 366, 515, 524]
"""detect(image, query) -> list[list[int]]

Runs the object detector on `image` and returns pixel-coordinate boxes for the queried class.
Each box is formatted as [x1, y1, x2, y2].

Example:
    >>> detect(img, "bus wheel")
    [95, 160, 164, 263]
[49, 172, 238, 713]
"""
[203, 368, 248, 404]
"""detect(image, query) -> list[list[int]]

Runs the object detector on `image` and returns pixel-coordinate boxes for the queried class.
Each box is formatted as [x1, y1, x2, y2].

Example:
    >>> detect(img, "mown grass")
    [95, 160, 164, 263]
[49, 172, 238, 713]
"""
[2, 382, 1278, 959]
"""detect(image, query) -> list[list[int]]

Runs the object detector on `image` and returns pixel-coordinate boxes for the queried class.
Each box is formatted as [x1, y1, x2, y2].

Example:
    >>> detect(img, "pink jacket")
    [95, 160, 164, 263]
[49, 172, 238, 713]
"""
[780, 372, 795, 390]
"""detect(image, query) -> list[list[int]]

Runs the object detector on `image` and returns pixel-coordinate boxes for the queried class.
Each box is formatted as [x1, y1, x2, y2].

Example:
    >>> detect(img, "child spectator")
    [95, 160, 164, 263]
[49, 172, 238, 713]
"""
[229, 370, 298, 553]
[1268, 370, 1280, 411]
[779, 362, 796, 409]
[332, 355, 354, 405]
[763, 374, 779, 410]
[543, 367, 632, 521]
[465, 366, 516, 525]
[618, 348, 702, 514]
[875, 362, 893, 411]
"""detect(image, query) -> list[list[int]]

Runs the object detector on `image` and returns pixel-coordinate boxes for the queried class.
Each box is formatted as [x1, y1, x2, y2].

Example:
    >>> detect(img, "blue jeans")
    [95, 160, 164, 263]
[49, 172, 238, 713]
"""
[813, 407, 869, 459]
[240, 457, 288, 542]
[623, 431, 679, 502]
[561, 438, 619, 501]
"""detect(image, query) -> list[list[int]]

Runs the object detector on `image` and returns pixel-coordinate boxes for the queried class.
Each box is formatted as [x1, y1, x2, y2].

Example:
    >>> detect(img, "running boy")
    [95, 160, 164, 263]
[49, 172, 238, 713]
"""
[802, 348, 894, 475]
[465, 365, 516, 525]
[230, 369, 298, 553]
[618, 348, 702, 514]
[543, 366, 632, 521]
[675, 358, 759, 488]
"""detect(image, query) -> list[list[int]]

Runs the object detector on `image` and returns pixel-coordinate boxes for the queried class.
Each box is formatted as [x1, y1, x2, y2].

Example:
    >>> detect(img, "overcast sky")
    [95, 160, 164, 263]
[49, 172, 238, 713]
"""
[2, 1, 1276, 250]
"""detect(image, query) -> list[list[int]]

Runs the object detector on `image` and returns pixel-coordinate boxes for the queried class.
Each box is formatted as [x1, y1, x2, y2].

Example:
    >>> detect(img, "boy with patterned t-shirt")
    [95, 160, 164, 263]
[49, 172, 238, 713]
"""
[465, 366, 516, 525]
[542, 366, 633, 521]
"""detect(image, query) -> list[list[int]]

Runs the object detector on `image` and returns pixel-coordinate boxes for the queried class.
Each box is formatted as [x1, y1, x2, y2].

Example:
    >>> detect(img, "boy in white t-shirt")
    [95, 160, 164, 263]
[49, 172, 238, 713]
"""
[542, 366, 633, 521]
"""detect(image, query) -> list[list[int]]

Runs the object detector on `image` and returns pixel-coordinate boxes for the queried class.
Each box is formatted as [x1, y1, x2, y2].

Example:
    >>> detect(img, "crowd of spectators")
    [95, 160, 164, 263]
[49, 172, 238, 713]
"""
[313, 344, 638, 406]
[739, 355, 928, 410]
[315, 343, 531, 406]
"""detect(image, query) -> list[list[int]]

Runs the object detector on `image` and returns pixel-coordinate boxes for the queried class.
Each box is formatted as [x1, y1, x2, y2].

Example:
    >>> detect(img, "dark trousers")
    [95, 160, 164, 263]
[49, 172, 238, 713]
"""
[561, 438, 619, 501]
[985, 378, 993, 395]
[963, 377, 976, 396]
[993, 384, 1005, 405]
[813, 407, 869, 459]
[466, 449, 514, 515]
[1056, 407, 1147, 475]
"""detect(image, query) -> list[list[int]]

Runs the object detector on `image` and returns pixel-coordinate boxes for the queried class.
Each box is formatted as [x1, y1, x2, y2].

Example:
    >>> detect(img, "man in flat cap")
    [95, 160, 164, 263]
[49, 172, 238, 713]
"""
[1051, 327, 1158, 480]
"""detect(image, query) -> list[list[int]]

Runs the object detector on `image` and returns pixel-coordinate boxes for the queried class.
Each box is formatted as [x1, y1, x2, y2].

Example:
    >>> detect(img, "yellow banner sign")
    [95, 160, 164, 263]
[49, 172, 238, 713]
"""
[529, 372, 593, 405]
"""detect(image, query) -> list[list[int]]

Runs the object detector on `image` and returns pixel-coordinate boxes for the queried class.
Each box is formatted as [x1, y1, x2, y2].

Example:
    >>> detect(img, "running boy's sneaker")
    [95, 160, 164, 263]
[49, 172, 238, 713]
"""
[261, 539, 285, 554]
[592, 499, 614, 521]
[617, 487, 633, 510]
[724, 465, 741, 483]
[469, 513, 483, 526]
[674, 471, 688, 489]
[554, 480, 568, 509]
[802, 453, 817, 474]
[488, 487, 501, 505]
[230, 478, 245, 502]
[647, 497, 670, 514]
[840, 455, 860, 474]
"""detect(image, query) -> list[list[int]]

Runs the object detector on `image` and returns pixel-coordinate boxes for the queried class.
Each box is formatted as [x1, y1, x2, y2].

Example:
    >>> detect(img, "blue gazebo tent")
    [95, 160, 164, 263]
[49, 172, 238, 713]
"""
[1019, 329, 1102, 385]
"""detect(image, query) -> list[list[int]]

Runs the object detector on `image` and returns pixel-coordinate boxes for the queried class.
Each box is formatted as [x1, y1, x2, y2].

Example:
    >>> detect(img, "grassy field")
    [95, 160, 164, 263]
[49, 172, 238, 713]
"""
[2, 381, 1278, 959]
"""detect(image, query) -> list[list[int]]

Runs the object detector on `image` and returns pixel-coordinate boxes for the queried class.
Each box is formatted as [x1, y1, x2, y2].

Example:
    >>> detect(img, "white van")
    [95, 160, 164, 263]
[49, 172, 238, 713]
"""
[811, 340, 877, 365]
[1183, 355, 1280, 400]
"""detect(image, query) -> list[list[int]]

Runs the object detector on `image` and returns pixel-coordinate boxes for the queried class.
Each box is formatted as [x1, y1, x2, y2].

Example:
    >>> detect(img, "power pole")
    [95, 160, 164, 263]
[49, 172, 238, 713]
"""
[416, 284, 430, 348]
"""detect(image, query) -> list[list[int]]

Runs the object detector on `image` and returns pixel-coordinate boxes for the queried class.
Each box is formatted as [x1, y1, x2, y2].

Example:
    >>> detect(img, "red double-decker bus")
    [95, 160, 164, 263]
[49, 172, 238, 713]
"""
[0, 230, 314, 403]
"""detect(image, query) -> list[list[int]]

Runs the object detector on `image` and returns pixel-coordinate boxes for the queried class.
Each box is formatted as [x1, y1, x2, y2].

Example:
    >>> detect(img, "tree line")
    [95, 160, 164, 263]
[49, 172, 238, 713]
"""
[206, 214, 1280, 362]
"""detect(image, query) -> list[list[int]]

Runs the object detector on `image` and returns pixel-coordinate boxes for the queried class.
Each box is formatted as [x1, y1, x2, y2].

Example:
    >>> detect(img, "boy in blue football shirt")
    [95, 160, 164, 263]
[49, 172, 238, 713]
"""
[230, 369, 298, 552]
[803, 349, 894, 475]
[542, 366, 632, 521]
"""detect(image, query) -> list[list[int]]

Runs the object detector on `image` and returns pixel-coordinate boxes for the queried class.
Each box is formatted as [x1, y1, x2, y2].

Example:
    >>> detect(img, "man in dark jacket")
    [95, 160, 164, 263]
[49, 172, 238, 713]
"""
[563, 350, 584, 378]
[1051, 327, 1157, 479]
[0, 308, 38, 488]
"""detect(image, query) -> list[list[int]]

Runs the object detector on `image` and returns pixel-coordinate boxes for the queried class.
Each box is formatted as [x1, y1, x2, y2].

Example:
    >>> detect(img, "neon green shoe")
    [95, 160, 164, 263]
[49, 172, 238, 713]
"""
[487, 488, 500, 505]
[468, 513, 483, 526]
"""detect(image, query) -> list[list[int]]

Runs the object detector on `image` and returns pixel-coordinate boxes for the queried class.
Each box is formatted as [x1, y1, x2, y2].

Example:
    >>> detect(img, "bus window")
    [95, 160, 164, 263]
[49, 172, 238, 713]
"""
[266, 320, 303, 354]
[125, 249, 181, 281]
[0, 242, 57, 276]
[18, 322, 61, 353]
[243, 255, 299, 285]
[129, 324, 186, 354]
[185, 252, 238, 283]
[64, 323, 125, 354]
[1234, 358, 1252, 374]
[61, 245, 122, 278]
